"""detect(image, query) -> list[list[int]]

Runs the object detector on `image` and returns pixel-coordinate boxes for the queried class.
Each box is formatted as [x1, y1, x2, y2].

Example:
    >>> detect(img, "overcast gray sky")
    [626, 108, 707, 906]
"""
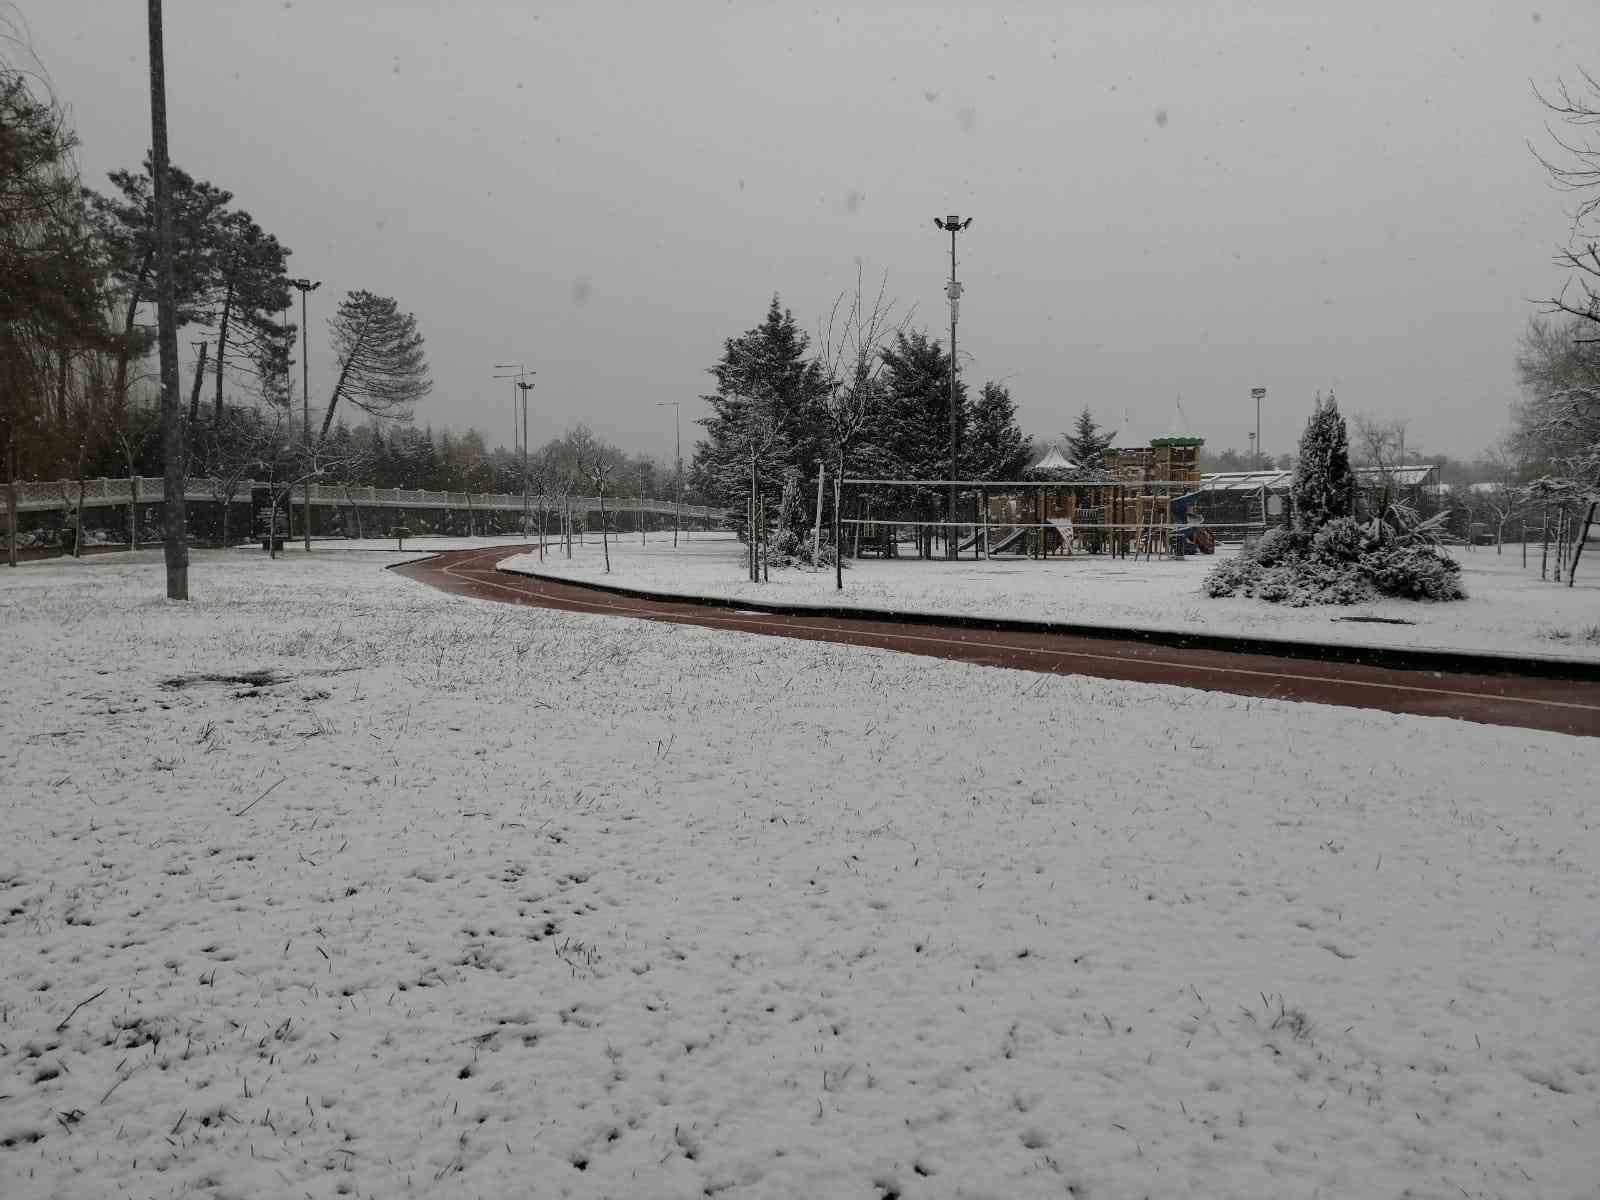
[25, 0, 1599, 462]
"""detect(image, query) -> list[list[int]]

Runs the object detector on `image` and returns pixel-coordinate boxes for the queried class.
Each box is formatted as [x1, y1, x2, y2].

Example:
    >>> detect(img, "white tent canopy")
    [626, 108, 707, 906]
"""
[1029, 446, 1077, 473]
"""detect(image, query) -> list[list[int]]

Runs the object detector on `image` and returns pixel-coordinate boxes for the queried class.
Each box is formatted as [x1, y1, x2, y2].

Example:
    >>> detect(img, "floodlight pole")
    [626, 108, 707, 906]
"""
[517, 378, 535, 535]
[1251, 387, 1266, 470]
[493, 362, 529, 532]
[288, 279, 321, 551]
[935, 215, 972, 557]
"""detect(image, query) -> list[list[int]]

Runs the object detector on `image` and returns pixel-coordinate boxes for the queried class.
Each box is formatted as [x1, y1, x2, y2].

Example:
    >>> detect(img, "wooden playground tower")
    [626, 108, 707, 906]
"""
[1100, 436, 1205, 557]
[985, 436, 1205, 558]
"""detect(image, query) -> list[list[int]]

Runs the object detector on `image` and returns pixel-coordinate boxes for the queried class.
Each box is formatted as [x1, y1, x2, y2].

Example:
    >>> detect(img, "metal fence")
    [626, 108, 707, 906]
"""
[10, 476, 720, 523]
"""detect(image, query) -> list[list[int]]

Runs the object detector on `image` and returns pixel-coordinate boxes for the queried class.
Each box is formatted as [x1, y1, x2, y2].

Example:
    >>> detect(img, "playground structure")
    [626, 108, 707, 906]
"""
[842, 437, 1225, 562]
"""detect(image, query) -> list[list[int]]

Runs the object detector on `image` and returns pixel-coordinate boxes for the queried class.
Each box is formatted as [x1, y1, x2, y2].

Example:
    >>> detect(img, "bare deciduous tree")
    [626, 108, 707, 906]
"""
[1534, 70, 1600, 338]
[817, 267, 909, 589]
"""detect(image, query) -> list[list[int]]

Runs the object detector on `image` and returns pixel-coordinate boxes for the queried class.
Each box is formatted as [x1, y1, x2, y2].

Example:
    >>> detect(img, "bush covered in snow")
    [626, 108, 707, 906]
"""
[1205, 395, 1465, 606]
[1205, 521, 1464, 606]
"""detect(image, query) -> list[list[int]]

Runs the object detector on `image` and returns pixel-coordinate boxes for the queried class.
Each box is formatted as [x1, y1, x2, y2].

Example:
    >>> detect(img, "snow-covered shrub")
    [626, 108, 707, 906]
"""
[1205, 393, 1465, 607]
[1358, 544, 1465, 601]
[1310, 517, 1366, 564]
[1205, 555, 1372, 606]
[1251, 525, 1302, 567]
[1200, 554, 1256, 598]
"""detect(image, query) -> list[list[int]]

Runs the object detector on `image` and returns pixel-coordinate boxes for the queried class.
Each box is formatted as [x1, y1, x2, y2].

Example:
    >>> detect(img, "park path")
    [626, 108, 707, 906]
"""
[395, 545, 1600, 738]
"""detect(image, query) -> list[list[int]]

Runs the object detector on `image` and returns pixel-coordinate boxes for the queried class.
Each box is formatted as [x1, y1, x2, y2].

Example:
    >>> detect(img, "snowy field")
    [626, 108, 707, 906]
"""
[505, 533, 1600, 662]
[1, 549, 1596, 1199]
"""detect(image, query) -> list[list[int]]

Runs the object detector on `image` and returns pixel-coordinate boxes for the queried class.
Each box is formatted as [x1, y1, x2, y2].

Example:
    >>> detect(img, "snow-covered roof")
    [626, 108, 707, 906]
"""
[1353, 465, 1438, 486]
[1200, 470, 1293, 492]
[1029, 446, 1077, 472]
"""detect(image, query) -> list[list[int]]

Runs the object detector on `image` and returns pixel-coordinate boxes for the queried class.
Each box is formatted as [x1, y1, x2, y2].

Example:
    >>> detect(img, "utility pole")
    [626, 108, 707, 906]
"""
[935, 215, 971, 558]
[656, 400, 681, 547]
[1251, 387, 1266, 470]
[288, 278, 321, 551]
[148, 0, 188, 599]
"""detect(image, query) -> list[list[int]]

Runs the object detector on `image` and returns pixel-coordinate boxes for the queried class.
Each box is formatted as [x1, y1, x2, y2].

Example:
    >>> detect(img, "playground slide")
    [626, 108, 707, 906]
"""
[956, 526, 1032, 555]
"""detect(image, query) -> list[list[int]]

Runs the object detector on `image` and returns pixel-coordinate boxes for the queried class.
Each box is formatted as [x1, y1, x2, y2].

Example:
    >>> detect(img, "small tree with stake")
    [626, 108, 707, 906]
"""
[582, 442, 613, 574]
[817, 267, 908, 589]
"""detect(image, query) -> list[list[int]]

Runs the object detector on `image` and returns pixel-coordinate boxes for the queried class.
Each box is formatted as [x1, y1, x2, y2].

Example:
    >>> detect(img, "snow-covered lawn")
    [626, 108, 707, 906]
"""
[506, 533, 1600, 661]
[1, 550, 1594, 1198]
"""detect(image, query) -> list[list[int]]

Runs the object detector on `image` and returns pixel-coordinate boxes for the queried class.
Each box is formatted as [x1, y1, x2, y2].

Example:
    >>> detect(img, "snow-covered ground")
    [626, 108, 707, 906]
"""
[2, 550, 1594, 1198]
[505, 533, 1600, 661]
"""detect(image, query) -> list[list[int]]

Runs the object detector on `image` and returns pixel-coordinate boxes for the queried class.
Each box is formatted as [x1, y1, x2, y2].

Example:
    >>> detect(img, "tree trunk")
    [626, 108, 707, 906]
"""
[112, 252, 153, 408]
[148, 0, 188, 600]
[1541, 499, 1550, 580]
[5, 428, 17, 568]
[834, 456, 844, 590]
[54, 347, 71, 428]
[220, 491, 230, 548]
[212, 278, 234, 422]
[188, 341, 208, 427]
[599, 488, 610, 573]
[72, 450, 86, 559]
[1570, 500, 1596, 587]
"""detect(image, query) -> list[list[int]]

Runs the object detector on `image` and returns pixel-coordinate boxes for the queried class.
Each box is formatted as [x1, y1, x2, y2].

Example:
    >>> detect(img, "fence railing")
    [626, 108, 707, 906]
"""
[10, 477, 720, 522]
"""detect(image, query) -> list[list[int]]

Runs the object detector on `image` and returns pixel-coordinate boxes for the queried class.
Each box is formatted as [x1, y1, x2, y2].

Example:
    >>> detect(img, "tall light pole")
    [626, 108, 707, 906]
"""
[288, 278, 321, 551]
[517, 377, 535, 535]
[1251, 387, 1266, 470]
[934, 215, 971, 558]
[656, 400, 681, 547]
[494, 363, 530, 534]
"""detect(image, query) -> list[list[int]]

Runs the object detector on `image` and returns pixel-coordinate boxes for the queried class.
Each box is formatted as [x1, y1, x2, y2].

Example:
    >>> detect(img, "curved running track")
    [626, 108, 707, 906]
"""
[394, 545, 1600, 738]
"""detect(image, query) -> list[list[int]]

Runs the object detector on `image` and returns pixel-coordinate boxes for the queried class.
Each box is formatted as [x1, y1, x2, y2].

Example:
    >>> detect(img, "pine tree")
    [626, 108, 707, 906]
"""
[1291, 391, 1354, 534]
[319, 290, 431, 445]
[1064, 407, 1114, 471]
[690, 295, 828, 543]
[964, 381, 1029, 480]
[206, 208, 292, 422]
[871, 329, 966, 480]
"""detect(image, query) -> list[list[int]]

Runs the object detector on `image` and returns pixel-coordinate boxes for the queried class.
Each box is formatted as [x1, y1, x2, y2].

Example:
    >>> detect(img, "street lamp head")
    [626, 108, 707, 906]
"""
[935, 216, 972, 231]
[288, 278, 321, 292]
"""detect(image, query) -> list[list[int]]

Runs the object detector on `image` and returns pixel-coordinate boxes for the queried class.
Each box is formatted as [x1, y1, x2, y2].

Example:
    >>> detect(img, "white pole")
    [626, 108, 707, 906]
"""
[812, 461, 825, 570]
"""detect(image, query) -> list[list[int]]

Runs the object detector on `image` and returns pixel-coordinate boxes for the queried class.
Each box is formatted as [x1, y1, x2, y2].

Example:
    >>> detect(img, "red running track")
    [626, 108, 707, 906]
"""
[394, 545, 1600, 739]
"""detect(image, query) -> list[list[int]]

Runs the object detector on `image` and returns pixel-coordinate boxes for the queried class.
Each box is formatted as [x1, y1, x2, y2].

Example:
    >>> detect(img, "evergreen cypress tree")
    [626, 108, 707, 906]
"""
[1064, 407, 1114, 471]
[1290, 391, 1354, 534]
